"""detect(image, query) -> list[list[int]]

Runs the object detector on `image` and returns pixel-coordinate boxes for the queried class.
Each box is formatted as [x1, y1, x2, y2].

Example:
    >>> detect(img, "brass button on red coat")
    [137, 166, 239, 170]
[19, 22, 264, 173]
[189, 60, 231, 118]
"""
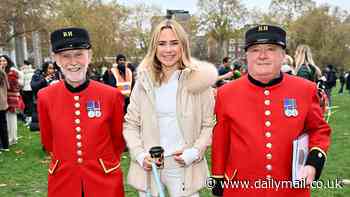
[265, 121, 271, 127]
[77, 150, 83, 156]
[77, 142, 82, 148]
[75, 119, 80, 125]
[265, 132, 272, 138]
[76, 134, 82, 140]
[77, 158, 83, 164]
[265, 110, 271, 116]
[266, 153, 272, 160]
[264, 90, 270, 96]
[74, 96, 80, 101]
[266, 143, 272, 149]
[75, 127, 81, 133]
[264, 100, 271, 106]
[75, 103, 80, 108]
[266, 164, 272, 171]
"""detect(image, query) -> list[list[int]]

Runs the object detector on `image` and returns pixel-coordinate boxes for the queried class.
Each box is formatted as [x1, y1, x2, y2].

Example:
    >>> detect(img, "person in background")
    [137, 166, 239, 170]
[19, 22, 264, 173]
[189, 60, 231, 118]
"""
[346, 70, 350, 94]
[123, 19, 217, 197]
[0, 55, 23, 146]
[294, 44, 322, 82]
[102, 54, 133, 113]
[20, 60, 35, 126]
[338, 68, 345, 94]
[324, 64, 337, 106]
[30, 61, 61, 131]
[232, 61, 242, 79]
[216, 57, 233, 87]
[38, 27, 125, 197]
[211, 25, 331, 197]
[0, 59, 10, 152]
[281, 54, 295, 75]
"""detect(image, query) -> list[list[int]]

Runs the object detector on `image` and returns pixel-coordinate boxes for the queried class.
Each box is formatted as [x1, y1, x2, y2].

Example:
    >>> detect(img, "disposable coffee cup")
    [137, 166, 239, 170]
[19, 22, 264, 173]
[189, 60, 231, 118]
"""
[149, 146, 164, 169]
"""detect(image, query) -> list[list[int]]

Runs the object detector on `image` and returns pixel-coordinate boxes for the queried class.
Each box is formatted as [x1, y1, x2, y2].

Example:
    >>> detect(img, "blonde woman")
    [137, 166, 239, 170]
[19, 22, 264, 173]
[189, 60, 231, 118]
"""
[123, 19, 217, 197]
[294, 44, 322, 82]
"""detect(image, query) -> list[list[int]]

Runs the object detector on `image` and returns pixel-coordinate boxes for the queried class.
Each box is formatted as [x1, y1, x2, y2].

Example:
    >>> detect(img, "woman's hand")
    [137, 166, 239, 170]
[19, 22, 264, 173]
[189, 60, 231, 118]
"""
[173, 150, 186, 166]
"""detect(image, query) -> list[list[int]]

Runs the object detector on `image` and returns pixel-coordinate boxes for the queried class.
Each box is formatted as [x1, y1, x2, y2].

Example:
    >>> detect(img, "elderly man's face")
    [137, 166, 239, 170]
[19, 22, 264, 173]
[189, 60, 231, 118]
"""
[54, 49, 91, 87]
[246, 44, 285, 83]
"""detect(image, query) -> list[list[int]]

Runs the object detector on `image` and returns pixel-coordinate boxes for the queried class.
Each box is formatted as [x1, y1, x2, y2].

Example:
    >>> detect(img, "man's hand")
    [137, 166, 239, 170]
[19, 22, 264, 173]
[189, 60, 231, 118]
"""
[300, 165, 316, 185]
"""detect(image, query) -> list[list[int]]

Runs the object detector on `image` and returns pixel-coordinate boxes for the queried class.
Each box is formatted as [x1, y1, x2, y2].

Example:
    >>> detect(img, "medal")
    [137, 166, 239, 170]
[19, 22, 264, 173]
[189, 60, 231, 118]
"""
[284, 98, 298, 117]
[87, 101, 95, 118]
[94, 101, 102, 118]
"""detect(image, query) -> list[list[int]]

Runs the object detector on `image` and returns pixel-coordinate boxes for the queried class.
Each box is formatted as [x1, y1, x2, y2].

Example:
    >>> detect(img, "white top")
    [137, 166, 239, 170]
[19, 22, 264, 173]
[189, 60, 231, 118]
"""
[155, 70, 185, 157]
[21, 65, 34, 91]
[136, 70, 199, 167]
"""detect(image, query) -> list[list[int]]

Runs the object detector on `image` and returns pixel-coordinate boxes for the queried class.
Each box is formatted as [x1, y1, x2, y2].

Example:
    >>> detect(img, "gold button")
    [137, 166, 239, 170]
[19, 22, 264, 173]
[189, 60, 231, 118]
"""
[266, 164, 272, 171]
[77, 150, 83, 156]
[266, 143, 272, 149]
[266, 153, 272, 160]
[264, 100, 271, 106]
[74, 96, 80, 101]
[266, 175, 272, 179]
[77, 142, 82, 148]
[75, 103, 80, 108]
[76, 134, 82, 140]
[265, 110, 271, 116]
[265, 121, 271, 127]
[75, 110, 81, 116]
[77, 158, 83, 164]
[264, 90, 270, 96]
[75, 127, 81, 133]
[75, 119, 80, 125]
[265, 132, 272, 138]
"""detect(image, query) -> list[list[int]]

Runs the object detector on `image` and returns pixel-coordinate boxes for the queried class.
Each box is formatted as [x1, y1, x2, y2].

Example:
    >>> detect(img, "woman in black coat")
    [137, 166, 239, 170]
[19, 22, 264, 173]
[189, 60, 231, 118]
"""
[30, 61, 61, 131]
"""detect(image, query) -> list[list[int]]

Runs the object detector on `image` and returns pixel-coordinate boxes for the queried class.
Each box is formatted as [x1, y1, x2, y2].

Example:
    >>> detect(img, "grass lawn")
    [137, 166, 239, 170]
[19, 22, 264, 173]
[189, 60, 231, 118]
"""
[0, 87, 349, 196]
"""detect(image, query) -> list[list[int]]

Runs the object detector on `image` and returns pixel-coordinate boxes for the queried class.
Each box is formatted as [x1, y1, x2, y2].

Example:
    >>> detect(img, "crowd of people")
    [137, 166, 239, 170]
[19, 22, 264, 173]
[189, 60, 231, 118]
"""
[0, 19, 349, 197]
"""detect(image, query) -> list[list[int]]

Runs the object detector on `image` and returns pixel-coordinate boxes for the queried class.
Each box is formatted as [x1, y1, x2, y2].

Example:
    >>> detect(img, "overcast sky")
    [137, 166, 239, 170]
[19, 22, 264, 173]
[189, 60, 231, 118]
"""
[118, 0, 350, 14]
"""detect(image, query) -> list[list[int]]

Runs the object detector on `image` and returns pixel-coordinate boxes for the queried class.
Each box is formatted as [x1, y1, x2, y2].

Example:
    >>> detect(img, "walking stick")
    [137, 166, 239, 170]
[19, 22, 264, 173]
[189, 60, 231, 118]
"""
[146, 162, 165, 197]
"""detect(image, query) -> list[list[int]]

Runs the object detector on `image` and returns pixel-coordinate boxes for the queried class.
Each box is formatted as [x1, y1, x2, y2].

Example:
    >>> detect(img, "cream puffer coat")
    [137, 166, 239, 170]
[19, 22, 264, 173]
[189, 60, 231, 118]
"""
[123, 59, 218, 196]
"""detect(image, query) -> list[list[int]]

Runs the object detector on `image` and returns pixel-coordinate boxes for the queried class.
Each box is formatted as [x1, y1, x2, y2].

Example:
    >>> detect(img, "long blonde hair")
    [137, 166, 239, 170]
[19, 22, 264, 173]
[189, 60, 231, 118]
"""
[294, 44, 322, 79]
[139, 19, 192, 85]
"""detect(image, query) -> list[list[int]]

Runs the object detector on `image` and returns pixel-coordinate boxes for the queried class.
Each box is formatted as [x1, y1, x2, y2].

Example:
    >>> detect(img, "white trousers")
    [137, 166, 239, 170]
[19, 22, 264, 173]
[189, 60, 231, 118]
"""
[139, 157, 200, 197]
[6, 112, 17, 145]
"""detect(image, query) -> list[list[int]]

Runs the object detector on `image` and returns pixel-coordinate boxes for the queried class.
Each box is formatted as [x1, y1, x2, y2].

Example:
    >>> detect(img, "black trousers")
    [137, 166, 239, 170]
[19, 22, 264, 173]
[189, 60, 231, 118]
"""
[22, 90, 33, 116]
[0, 110, 9, 149]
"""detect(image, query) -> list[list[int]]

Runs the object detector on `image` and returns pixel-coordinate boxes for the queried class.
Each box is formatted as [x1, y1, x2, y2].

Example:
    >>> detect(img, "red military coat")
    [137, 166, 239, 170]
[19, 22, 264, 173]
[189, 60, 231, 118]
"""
[38, 80, 125, 197]
[212, 74, 331, 197]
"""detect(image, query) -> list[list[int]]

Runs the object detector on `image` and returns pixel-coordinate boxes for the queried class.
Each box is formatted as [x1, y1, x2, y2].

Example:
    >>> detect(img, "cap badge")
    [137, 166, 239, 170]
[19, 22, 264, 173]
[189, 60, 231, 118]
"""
[258, 25, 268, 32]
[63, 31, 73, 37]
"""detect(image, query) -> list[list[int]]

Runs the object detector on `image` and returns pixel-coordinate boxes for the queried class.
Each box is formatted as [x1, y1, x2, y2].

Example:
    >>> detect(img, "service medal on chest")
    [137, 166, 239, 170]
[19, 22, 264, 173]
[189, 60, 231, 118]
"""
[87, 100, 95, 118]
[283, 98, 298, 117]
[94, 101, 102, 118]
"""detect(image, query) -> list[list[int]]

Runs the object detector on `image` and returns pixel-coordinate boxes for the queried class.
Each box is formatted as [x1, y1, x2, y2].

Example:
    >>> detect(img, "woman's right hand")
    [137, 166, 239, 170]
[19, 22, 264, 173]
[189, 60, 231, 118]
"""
[142, 155, 153, 171]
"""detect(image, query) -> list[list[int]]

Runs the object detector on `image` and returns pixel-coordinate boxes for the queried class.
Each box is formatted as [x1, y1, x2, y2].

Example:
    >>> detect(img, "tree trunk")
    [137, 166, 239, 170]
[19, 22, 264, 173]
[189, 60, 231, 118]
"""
[32, 31, 42, 68]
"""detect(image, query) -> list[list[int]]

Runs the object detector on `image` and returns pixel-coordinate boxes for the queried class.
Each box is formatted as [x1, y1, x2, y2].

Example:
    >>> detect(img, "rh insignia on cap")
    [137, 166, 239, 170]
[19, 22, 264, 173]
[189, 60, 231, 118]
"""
[63, 31, 73, 37]
[258, 25, 269, 32]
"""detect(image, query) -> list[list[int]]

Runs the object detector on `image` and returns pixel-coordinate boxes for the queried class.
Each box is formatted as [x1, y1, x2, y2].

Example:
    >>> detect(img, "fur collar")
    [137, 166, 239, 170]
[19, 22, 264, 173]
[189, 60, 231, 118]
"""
[137, 58, 218, 93]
